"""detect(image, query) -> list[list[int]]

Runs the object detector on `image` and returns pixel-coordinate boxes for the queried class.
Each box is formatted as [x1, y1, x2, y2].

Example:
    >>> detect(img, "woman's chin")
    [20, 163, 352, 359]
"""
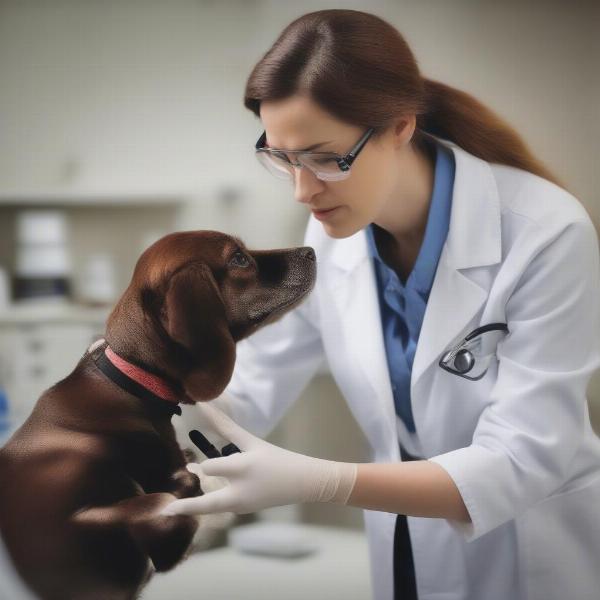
[321, 218, 363, 239]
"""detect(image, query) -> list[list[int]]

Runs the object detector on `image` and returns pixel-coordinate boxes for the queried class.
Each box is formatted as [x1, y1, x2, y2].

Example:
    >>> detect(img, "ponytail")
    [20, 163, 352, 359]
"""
[417, 79, 564, 188]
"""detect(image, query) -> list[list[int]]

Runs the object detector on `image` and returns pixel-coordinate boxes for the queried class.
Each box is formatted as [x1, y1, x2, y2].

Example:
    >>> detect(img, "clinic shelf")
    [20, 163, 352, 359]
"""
[0, 190, 188, 207]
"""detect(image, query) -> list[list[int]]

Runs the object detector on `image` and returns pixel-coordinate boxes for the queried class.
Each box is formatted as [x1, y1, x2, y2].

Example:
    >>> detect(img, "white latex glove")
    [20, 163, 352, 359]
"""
[160, 402, 358, 516]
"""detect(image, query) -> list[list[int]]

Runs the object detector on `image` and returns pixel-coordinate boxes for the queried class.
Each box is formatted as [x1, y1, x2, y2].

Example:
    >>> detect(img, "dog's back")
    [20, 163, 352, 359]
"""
[0, 353, 188, 600]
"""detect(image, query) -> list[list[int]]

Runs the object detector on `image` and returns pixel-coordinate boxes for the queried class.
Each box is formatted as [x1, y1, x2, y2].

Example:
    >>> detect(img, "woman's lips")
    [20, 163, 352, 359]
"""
[312, 206, 341, 221]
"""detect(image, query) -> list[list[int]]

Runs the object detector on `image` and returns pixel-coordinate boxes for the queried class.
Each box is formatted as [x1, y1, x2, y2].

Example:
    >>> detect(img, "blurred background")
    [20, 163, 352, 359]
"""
[0, 1, 598, 598]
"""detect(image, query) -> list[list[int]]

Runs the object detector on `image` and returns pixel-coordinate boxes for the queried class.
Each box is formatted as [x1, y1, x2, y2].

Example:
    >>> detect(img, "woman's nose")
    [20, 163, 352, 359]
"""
[293, 166, 325, 204]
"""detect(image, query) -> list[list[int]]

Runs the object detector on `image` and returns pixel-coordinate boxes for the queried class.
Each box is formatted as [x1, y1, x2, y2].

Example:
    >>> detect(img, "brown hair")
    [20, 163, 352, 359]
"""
[244, 9, 563, 188]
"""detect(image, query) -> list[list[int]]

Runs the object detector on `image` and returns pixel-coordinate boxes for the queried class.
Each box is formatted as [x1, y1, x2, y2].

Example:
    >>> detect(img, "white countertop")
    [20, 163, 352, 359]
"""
[142, 523, 372, 600]
[0, 300, 110, 323]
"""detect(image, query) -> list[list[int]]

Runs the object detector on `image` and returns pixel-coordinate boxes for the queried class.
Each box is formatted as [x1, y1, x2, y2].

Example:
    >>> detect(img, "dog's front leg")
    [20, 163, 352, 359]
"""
[159, 426, 204, 499]
[73, 492, 199, 572]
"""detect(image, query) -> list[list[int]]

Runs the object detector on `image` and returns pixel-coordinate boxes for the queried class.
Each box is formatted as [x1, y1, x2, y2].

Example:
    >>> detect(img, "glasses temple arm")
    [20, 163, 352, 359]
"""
[343, 127, 375, 166]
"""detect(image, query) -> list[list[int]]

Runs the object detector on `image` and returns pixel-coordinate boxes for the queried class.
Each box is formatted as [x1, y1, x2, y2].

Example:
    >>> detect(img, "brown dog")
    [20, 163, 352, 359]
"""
[0, 230, 316, 600]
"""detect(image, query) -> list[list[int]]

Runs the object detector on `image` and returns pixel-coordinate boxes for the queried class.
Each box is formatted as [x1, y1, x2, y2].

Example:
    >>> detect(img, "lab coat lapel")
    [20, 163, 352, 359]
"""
[409, 252, 488, 388]
[328, 235, 398, 455]
[411, 140, 502, 391]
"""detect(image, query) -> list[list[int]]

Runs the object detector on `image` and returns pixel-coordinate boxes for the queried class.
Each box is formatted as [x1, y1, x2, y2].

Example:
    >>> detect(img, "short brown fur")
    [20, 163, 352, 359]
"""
[0, 230, 316, 600]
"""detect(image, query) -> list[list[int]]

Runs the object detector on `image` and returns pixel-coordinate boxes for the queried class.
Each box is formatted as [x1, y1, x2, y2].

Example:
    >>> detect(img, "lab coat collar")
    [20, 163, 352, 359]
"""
[329, 138, 502, 273]
[444, 140, 502, 269]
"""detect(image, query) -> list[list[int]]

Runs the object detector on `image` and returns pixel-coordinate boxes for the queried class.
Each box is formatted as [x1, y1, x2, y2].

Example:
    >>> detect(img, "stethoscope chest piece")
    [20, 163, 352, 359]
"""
[439, 322, 509, 380]
[451, 348, 475, 374]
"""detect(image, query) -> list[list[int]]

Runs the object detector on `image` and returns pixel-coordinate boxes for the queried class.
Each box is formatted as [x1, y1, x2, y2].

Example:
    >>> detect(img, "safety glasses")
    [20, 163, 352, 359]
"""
[254, 127, 374, 182]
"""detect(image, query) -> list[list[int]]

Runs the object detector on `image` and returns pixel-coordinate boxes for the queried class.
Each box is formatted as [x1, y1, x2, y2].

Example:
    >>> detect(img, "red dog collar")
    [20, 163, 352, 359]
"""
[104, 346, 180, 403]
[88, 338, 182, 416]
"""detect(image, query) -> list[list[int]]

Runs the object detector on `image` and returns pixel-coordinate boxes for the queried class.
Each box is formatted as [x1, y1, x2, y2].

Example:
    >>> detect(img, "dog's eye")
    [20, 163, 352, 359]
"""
[229, 251, 250, 268]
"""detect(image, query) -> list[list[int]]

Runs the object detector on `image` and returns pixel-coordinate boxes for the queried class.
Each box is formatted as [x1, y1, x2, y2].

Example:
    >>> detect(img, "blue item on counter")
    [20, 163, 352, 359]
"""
[0, 387, 12, 442]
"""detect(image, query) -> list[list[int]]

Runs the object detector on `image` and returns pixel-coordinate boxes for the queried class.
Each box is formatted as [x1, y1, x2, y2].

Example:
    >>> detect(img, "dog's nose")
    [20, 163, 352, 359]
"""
[301, 247, 316, 261]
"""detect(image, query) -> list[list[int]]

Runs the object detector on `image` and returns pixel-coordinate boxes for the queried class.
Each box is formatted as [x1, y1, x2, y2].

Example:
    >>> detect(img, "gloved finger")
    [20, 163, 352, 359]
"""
[199, 454, 245, 478]
[185, 462, 205, 477]
[159, 487, 234, 516]
[196, 402, 257, 449]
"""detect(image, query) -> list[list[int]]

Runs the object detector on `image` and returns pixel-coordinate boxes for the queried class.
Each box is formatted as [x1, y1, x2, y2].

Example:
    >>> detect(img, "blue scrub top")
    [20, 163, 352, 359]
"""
[365, 138, 455, 432]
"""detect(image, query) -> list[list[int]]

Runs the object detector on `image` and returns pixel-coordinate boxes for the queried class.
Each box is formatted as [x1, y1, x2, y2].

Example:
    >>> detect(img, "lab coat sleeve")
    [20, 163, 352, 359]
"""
[221, 290, 325, 438]
[429, 216, 600, 541]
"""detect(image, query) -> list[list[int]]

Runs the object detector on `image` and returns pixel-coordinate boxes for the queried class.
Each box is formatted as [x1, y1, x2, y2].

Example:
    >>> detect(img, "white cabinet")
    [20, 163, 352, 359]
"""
[0, 304, 108, 426]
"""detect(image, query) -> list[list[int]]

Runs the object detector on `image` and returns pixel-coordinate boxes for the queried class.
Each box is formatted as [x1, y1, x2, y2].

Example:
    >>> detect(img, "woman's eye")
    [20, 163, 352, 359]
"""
[230, 251, 250, 268]
[312, 157, 338, 166]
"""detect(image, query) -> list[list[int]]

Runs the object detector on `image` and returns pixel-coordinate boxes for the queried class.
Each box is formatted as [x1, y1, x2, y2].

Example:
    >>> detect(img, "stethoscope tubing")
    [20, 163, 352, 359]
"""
[464, 322, 509, 341]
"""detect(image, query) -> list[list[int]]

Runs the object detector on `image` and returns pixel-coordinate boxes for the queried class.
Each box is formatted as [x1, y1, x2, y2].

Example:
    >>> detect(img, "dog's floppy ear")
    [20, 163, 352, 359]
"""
[161, 262, 235, 401]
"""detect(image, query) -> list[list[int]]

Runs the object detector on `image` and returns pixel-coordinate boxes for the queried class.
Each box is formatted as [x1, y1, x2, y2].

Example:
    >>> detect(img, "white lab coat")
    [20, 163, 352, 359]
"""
[223, 137, 600, 600]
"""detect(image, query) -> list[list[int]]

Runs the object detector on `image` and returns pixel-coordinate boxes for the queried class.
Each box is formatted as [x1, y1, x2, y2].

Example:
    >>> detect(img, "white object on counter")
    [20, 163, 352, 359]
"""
[0, 268, 10, 308]
[228, 521, 318, 559]
[15, 210, 72, 277]
[16, 210, 68, 245]
[15, 245, 72, 277]
[13, 210, 73, 303]
[78, 253, 117, 305]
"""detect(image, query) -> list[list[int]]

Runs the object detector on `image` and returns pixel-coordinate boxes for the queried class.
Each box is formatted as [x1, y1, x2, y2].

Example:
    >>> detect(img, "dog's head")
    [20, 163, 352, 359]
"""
[105, 231, 316, 402]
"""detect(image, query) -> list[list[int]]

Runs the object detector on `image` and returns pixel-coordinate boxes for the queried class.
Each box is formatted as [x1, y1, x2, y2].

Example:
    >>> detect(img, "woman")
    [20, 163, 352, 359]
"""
[163, 9, 600, 600]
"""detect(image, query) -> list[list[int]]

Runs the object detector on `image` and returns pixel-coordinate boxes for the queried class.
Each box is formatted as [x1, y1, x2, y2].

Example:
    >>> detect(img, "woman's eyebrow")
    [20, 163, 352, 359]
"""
[266, 138, 333, 151]
[301, 140, 333, 151]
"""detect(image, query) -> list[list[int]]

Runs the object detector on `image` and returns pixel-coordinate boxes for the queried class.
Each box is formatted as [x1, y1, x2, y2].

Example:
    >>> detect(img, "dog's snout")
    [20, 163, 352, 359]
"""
[302, 247, 315, 261]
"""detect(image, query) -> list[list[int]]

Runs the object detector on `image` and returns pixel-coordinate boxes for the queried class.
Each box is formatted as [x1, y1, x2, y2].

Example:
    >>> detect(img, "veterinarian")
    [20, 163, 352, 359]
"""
[163, 9, 600, 600]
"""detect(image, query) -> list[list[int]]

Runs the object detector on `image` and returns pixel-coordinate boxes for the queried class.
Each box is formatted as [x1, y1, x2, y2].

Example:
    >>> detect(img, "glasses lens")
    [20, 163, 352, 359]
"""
[300, 155, 350, 181]
[256, 151, 293, 180]
[256, 150, 351, 182]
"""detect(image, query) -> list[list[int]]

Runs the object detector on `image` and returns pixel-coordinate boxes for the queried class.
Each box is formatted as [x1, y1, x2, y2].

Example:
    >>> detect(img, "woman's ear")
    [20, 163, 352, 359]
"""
[161, 262, 236, 401]
[392, 115, 415, 148]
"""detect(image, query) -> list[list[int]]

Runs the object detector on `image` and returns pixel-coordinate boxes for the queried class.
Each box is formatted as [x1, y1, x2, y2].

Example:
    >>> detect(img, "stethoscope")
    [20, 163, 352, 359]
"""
[438, 322, 509, 380]
[186, 323, 511, 453]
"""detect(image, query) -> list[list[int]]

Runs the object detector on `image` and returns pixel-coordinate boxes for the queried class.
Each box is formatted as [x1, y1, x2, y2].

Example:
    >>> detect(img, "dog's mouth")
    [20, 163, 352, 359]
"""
[229, 246, 317, 341]
[229, 285, 312, 342]
[232, 277, 316, 340]
[248, 284, 313, 329]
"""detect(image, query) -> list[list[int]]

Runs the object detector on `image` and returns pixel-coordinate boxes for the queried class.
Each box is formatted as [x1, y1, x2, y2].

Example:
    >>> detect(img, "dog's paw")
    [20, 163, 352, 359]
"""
[168, 466, 202, 498]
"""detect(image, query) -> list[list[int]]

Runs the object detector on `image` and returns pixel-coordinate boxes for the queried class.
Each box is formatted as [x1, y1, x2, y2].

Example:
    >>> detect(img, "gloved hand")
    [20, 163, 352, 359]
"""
[160, 402, 358, 516]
